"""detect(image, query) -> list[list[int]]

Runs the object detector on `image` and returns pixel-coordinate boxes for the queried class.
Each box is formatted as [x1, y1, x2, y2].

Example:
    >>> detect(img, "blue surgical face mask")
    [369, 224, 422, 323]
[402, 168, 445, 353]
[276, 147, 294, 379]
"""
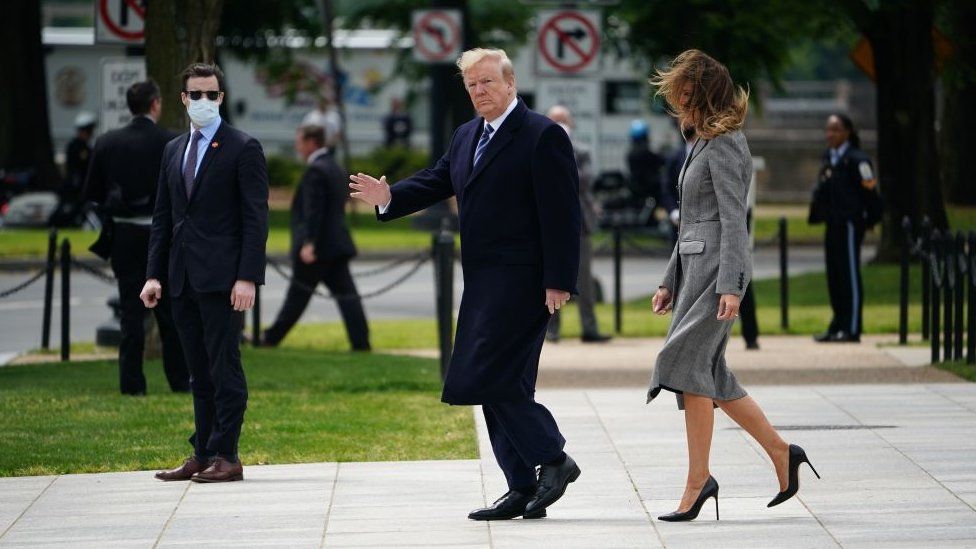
[187, 99, 219, 127]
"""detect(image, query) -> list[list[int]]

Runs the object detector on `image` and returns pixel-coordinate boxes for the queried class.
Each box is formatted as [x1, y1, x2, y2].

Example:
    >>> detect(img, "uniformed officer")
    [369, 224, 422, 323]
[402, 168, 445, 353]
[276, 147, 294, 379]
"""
[84, 80, 189, 394]
[809, 113, 881, 343]
[53, 112, 97, 226]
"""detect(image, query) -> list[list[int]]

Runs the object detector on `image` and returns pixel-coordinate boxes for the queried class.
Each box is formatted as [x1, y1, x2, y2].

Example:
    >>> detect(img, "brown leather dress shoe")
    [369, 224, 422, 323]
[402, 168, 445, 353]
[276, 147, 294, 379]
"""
[155, 457, 209, 482]
[191, 457, 244, 483]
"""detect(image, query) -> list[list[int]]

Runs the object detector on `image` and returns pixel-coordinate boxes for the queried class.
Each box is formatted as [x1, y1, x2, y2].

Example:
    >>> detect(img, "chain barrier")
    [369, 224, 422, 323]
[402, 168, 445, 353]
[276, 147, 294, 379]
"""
[267, 254, 430, 302]
[70, 258, 117, 285]
[351, 252, 429, 278]
[0, 267, 48, 299]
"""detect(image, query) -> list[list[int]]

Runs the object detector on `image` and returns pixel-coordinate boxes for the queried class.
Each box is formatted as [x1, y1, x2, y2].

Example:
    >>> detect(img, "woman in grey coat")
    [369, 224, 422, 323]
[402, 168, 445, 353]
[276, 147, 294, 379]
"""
[648, 50, 819, 522]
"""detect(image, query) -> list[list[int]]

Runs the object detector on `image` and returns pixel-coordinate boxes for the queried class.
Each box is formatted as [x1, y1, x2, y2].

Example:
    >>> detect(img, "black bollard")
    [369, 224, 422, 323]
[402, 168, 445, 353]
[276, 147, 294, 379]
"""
[921, 217, 932, 340]
[955, 232, 966, 360]
[252, 283, 261, 348]
[944, 233, 954, 362]
[432, 226, 455, 381]
[614, 226, 622, 335]
[41, 228, 57, 349]
[930, 231, 942, 364]
[899, 217, 911, 345]
[969, 232, 976, 365]
[779, 217, 789, 330]
[60, 238, 71, 362]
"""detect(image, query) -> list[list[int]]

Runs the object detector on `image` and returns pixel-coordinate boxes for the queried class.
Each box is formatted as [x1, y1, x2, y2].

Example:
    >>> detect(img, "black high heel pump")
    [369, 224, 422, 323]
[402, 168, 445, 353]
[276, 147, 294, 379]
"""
[658, 476, 720, 522]
[767, 444, 820, 508]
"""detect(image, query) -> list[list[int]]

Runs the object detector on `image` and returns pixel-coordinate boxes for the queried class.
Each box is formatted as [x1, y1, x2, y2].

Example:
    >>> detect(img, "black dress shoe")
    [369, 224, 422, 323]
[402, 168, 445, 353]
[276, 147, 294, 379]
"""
[815, 331, 860, 343]
[581, 333, 612, 343]
[745, 340, 760, 350]
[468, 490, 546, 520]
[524, 454, 581, 515]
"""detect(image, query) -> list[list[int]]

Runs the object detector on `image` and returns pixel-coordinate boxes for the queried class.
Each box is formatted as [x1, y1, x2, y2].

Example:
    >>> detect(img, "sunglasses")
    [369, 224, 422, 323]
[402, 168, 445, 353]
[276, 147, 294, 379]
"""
[184, 90, 222, 101]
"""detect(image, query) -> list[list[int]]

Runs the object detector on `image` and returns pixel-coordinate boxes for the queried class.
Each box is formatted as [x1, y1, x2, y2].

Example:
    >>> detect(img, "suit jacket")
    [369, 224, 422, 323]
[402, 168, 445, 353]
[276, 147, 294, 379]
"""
[147, 120, 269, 296]
[290, 150, 356, 261]
[377, 97, 581, 404]
[84, 116, 176, 218]
[661, 131, 752, 298]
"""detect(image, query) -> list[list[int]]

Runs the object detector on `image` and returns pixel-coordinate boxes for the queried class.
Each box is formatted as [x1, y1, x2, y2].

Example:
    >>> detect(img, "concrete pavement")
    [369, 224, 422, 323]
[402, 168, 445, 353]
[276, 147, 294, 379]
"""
[2, 383, 975, 547]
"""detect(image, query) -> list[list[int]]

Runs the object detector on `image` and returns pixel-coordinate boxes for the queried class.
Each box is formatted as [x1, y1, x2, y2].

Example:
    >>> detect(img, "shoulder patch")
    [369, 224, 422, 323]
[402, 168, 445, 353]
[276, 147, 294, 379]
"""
[858, 161, 874, 180]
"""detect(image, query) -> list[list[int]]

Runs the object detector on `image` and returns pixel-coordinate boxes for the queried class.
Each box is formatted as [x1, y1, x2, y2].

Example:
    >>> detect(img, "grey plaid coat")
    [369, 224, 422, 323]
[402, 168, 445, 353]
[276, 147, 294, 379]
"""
[648, 130, 753, 409]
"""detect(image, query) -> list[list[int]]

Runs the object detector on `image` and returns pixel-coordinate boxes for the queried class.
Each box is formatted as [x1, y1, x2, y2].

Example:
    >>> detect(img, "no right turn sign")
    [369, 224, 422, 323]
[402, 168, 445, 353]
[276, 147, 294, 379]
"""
[535, 9, 601, 76]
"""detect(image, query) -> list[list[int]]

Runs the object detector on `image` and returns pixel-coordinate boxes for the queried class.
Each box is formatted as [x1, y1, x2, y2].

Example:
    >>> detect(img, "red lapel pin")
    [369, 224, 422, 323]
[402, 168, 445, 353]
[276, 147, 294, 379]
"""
[211, 141, 219, 149]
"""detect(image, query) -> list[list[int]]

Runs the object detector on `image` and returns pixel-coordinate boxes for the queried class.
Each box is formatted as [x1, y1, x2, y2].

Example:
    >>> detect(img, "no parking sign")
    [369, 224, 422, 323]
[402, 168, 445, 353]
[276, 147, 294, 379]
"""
[535, 9, 601, 76]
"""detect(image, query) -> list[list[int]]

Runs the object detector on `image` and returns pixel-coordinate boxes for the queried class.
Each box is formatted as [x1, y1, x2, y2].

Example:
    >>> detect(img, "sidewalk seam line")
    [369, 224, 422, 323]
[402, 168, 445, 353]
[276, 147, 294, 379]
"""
[319, 462, 341, 549]
[924, 384, 976, 415]
[583, 391, 667, 548]
[0, 474, 58, 541]
[817, 386, 976, 515]
[151, 478, 191, 548]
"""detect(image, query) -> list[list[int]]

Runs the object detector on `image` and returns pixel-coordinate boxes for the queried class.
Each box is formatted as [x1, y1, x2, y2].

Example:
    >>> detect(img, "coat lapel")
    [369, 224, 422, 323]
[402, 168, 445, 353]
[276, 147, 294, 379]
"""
[173, 132, 191, 206]
[465, 98, 526, 188]
[187, 122, 227, 205]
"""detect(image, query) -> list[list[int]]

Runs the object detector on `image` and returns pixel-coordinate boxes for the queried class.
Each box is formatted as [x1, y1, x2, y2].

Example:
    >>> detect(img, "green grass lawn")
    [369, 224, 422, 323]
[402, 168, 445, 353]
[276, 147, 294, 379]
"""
[0, 348, 476, 477]
[935, 360, 976, 382]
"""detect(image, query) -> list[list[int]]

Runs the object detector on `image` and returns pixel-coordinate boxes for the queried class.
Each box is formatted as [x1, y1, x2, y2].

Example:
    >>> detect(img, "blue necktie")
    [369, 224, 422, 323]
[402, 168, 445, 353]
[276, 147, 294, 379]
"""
[473, 124, 494, 167]
[183, 130, 203, 197]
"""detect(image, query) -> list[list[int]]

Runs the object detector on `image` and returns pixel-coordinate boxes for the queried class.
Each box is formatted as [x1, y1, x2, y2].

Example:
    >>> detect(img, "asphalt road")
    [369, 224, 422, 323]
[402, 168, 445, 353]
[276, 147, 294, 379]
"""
[0, 247, 830, 359]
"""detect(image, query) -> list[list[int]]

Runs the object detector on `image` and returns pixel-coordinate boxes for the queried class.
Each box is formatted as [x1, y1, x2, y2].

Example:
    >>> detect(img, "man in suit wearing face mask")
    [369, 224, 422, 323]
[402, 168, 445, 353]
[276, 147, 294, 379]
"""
[144, 62, 269, 483]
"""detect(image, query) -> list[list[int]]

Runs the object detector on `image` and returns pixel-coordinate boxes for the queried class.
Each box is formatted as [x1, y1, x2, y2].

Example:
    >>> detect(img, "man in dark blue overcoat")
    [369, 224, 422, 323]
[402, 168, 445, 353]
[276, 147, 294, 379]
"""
[350, 48, 582, 521]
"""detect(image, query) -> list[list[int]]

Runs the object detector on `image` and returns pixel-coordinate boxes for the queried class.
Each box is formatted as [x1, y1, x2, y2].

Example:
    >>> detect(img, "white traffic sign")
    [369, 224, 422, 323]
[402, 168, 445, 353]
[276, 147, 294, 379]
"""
[536, 79, 601, 168]
[100, 58, 146, 133]
[535, 9, 601, 76]
[412, 9, 463, 64]
[95, 0, 145, 45]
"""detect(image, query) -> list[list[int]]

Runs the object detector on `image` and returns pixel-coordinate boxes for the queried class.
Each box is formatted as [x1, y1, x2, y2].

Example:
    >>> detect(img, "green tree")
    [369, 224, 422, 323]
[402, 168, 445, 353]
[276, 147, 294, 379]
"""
[938, 0, 976, 205]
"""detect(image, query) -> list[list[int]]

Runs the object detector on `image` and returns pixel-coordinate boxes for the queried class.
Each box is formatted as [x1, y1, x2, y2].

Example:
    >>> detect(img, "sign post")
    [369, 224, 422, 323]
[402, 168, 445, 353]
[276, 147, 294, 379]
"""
[100, 58, 146, 133]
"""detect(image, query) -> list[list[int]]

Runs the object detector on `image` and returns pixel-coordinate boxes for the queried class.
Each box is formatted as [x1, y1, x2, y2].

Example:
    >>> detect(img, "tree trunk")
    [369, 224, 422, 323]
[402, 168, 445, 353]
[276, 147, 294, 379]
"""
[145, 0, 186, 131]
[865, 0, 948, 261]
[0, 0, 61, 189]
[940, 0, 976, 206]
[145, 0, 224, 132]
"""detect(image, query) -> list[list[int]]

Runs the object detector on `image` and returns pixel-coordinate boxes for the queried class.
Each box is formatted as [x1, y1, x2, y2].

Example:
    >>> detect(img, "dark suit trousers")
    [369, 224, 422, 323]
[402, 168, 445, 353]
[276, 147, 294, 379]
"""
[264, 258, 370, 350]
[111, 223, 188, 394]
[483, 400, 566, 492]
[825, 220, 865, 336]
[171, 285, 248, 462]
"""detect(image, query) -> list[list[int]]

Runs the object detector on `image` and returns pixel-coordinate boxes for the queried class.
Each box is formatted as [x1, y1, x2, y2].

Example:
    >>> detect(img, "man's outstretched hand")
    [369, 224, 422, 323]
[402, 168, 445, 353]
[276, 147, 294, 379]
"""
[349, 173, 391, 207]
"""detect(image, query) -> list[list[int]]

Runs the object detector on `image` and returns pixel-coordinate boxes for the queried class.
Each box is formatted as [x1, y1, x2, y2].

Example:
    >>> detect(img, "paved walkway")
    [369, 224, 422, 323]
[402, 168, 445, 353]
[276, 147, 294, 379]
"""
[2, 383, 975, 548]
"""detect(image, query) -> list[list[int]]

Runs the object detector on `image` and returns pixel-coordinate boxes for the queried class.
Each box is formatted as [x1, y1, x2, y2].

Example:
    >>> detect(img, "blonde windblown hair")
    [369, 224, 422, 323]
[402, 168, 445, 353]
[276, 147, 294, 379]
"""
[649, 49, 749, 139]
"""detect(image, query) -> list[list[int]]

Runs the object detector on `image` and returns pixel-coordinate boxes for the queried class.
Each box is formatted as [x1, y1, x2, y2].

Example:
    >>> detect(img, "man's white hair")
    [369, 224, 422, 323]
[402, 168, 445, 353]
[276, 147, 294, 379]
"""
[456, 48, 515, 81]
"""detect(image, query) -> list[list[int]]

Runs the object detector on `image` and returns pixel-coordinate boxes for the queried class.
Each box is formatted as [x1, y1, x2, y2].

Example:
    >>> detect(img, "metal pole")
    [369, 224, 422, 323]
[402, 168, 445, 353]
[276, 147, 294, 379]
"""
[252, 283, 261, 348]
[41, 228, 57, 349]
[931, 230, 941, 364]
[432, 225, 455, 380]
[899, 216, 911, 345]
[968, 232, 975, 365]
[944, 233, 953, 362]
[955, 232, 965, 360]
[779, 217, 788, 330]
[921, 217, 931, 340]
[613, 226, 622, 334]
[60, 238, 71, 362]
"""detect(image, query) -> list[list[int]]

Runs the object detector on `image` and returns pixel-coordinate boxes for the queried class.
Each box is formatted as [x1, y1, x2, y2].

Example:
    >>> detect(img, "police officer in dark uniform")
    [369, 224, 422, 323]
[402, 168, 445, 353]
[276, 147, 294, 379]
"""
[84, 80, 189, 394]
[54, 112, 97, 226]
[809, 113, 881, 343]
[626, 119, 665, 210]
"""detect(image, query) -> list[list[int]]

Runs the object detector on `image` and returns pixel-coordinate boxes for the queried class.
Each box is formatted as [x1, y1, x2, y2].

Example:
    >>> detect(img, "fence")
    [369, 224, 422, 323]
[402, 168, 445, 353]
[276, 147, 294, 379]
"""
[900, 216, 976, 365]
[608, 218, 791, 333]
[1, 229, 457, 374]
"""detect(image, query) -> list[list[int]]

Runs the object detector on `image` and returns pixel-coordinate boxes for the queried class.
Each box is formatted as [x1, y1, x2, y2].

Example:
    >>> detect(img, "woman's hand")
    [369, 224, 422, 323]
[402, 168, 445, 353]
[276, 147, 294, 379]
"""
[652, 287, 673, 315]
[717, 293, 740, 321]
